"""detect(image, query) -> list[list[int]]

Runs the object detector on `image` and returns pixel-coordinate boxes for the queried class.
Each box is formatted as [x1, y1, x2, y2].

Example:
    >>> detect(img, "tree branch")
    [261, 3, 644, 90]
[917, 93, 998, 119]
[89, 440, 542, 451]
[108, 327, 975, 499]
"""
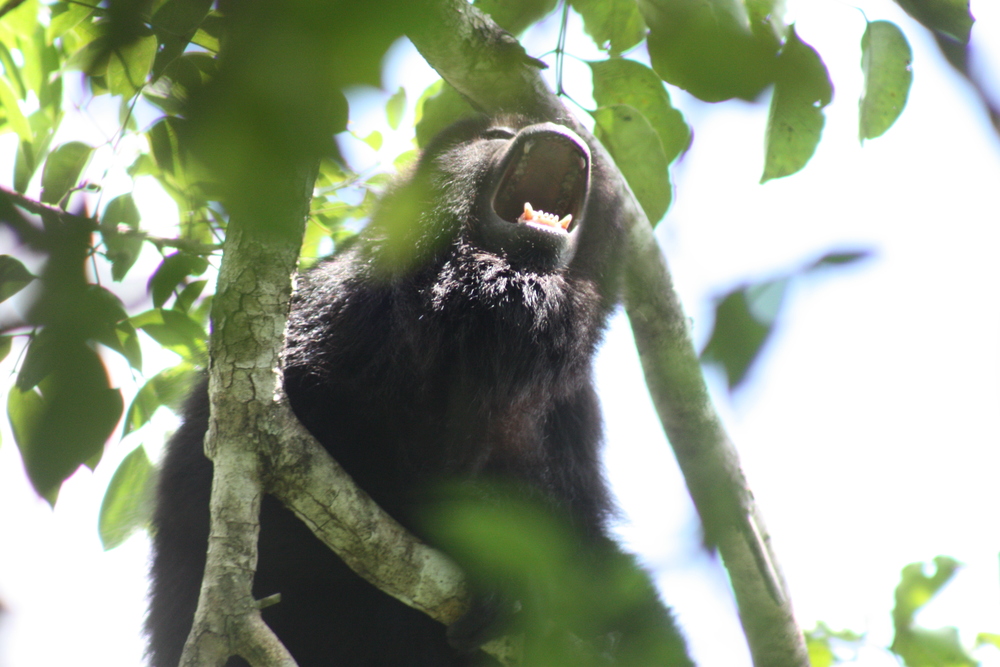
[410, 3, 808, 666]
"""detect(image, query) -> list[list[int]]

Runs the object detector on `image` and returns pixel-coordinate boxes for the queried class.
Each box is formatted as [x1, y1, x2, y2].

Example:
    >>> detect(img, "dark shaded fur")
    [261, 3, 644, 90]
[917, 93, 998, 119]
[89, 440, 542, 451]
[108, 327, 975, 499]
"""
[147, 116, 688, 666]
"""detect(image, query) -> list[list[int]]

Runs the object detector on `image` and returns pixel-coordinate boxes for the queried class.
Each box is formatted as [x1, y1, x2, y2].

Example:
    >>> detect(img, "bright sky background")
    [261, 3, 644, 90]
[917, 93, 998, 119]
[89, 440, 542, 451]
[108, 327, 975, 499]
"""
[1, 1, 999, 666]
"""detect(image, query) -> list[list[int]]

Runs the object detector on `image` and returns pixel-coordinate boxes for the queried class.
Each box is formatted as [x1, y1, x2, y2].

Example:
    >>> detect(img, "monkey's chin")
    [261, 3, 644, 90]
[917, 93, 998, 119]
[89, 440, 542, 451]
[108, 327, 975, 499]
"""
[478, 122, 591, 271]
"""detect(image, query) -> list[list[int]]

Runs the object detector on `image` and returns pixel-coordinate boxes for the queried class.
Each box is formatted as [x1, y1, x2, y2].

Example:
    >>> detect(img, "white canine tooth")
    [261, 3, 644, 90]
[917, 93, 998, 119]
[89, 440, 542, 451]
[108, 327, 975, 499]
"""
[558, 214, 572, 228]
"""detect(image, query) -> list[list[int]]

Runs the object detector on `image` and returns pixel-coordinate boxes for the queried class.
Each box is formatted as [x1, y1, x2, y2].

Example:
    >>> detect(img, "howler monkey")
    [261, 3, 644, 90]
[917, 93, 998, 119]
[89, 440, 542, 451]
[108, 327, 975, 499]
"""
[147, 116, 691, 666]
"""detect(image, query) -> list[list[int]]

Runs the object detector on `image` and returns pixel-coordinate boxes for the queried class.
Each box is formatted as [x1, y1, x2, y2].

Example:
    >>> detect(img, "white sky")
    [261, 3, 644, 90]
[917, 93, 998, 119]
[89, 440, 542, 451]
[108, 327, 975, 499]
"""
[1, 1, 999, 666]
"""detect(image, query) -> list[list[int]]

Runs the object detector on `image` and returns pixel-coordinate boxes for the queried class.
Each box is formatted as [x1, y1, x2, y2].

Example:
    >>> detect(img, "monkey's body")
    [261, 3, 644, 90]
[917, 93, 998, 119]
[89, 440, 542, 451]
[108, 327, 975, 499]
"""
[147, 117, 690, 666]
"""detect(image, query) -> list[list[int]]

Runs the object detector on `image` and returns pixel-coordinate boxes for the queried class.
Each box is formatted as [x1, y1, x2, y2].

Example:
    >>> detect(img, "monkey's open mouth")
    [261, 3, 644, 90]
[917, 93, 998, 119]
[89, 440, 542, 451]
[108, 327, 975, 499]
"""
[492, 127, 590, 235]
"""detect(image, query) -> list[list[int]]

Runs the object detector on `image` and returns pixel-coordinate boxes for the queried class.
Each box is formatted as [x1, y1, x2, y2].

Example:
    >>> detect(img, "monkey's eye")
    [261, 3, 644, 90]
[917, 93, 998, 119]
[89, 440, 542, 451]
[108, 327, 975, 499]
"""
[482, 127, 516, 141]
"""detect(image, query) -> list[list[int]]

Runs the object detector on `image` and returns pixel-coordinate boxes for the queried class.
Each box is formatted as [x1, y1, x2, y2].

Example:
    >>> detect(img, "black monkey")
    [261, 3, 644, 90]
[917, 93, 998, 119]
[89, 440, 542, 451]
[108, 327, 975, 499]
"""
[147, 116, 691, 666]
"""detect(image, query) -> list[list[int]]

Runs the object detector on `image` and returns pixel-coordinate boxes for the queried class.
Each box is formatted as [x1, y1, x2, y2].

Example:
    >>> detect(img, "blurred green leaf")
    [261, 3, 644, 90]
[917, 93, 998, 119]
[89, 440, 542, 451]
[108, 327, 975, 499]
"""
[806, 637, 834, 667]
[860, 21, 913, 142]
[360, 130, 383, 151]
[805, 622, 865, 667]
[174, 279, 208, 314]
[149, 0, 213, 77]
[889, 557, 974, 667]
[393, 148, 418, 172]
[474, 0, 558, 34]
[976, 633, 1000, 650]
[0, 255, 35, 303]
[589, 58, 691, 163]
[892, 627, 975, 667]
[746, 0, 788, 42]
[571, 0, 647, 55]
[0, 335, 11, 364]
[107, 30, 157, 97]
[592, 104, 671, 225]
[46, 1, 94, 42]
[641, 0, 779, 102]
[386, 86, 406, 130]
[16, 329, 55, 392]
[14, 111, 58, 194]
[115, 320, 143, 371]
[144, 52, 216, 116]
[99, 444, 156, 550]
[893, 557, 962, 626]
[762, 28, 833, 182]
[415, 80, 477, 148]
[102, 194, 144, 281]
[8, 344, 123, 502]
[702, 278, 788, 389]
[0, 75, 32, 142]
[427, 489, 690, 666]
[148, 252, 210, 309]
[40, 141, 94, 205]
[132, 308, 207, 361]
[894, 0, 973, 44]
[807, 250, 872, 270]
[124, 363, 196, 435]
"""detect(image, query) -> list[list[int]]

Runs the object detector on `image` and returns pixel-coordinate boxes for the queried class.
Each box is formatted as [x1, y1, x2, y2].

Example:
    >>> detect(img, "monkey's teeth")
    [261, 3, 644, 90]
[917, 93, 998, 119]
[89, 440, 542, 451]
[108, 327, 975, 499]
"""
[516, 202, 571, 231]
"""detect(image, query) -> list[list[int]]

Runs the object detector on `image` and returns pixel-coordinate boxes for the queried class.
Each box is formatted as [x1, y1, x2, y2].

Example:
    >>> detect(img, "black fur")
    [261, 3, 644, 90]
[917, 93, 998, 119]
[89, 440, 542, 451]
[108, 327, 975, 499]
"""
[147, 116, 690, 666]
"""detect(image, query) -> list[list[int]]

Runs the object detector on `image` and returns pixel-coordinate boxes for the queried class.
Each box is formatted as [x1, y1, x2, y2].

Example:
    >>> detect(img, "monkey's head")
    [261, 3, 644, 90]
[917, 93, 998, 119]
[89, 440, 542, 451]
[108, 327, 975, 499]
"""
[370, 116, 611, 278]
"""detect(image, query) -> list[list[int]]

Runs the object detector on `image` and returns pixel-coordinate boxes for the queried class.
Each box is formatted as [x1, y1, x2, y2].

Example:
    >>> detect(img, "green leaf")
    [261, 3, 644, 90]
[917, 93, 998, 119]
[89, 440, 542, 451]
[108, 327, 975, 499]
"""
[0, 75, 32, 142]
[589, 58, 691, 163]
[893, 557, 962, 626]
[640, 0, 779, 102]
[16, 329, 55, 392]
[115, 320, 143, 371]
[0, 335, 11, 363]
[101, 194, 144, 281]
[143, 52, 215, 115]
[149, 0, 213, 76]
[807, 250, 872, 270]
[976, 633, 1000, 650]
[132, 308, 207, 361]
[746, 0, 788, 43]
[415, 80, 477, 148]
[40, 141, 94, 205]
[148, 252, 210, 309]
[107, 31, 158, 97]
[0, 255, 35, 303]
[859, 21, 913, 142]
[65, 35, 112, 78]
[571, 0, 647, 55]
[7, 386, 47, 491]
[805, 637, 834, 667]
[46, 1, 94, 42]
[174, 279, 207, 314]
[894, 0, 973, 44]
[8, 345, 123, 502]
[805, 623, 865, 667]
[13, 111, 57, 194]
[360, 130, 383, 151]
[147, 116, 185, 178]
[473, 0, 558, 34]
[99, 445, 156, 550]
[892, 627, 975, 667]
[890, 559, 976, 667]
[124, 363, 196, 435]
[702, 278, 788, 389]
[761, 28, 833, 182]
[385, 86, 406, 130]
[393, 148, 418, 172]
[592, 104, 671, 225]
